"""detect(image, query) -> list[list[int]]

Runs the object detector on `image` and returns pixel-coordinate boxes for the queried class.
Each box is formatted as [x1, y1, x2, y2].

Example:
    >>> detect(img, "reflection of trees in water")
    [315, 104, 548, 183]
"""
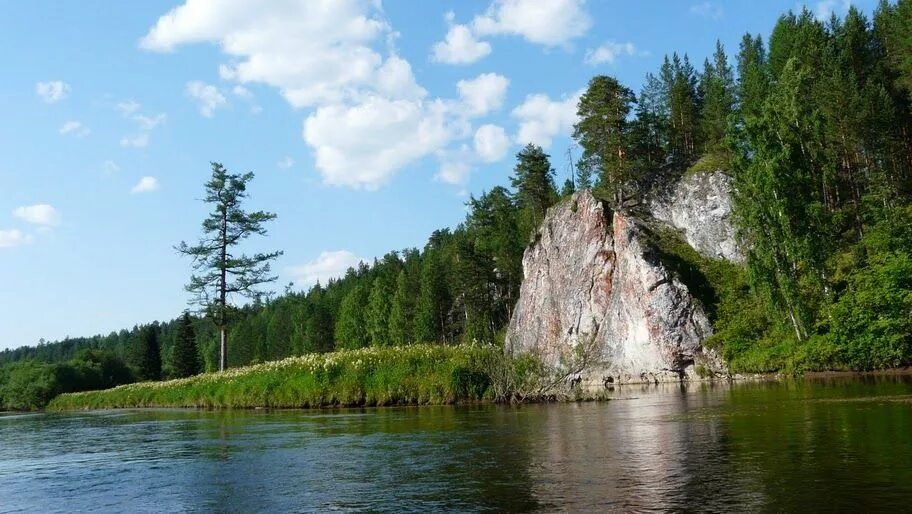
[720, 375, 912, 512]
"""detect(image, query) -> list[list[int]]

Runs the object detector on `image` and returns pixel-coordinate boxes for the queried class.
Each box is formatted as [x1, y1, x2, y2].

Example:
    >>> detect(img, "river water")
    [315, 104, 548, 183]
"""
[2, 376, 911, 512]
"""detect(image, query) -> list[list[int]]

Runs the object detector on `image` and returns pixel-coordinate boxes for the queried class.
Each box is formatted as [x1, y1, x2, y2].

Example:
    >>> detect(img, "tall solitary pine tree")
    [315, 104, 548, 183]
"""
[177, 162, 282, 371]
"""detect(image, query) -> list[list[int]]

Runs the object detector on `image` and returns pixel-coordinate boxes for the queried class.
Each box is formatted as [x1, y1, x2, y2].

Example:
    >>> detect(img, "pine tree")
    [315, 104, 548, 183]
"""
[176, 162, 282, 371]
[510, 143, 557, 235]
[573, 74, 636, 206]
[629, 72, 669, 170]
[172, 313, 201, 378]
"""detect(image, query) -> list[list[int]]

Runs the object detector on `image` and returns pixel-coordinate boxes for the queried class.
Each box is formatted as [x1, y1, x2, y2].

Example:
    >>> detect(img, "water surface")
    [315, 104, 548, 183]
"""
[2, 376, 911, 512]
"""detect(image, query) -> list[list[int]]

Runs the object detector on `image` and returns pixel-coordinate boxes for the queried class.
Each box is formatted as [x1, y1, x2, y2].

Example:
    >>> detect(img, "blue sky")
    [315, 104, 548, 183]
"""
[0, 0, 876, 349]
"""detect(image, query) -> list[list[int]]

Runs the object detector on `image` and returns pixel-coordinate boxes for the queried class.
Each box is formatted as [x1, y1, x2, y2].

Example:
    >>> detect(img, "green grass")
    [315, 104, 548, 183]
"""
[48, 344, 499, 411]
[686, 150, 731, 176]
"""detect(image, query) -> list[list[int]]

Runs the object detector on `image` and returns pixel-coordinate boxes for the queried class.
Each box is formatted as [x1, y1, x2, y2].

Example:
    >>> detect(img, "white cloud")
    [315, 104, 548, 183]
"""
[142, 0, 396, 109]
[232, 85, 253, 98]
[278, 156, 294, 169]
[59, 121, 91, 137]
[13, 204, 60, 227]
[120, 134, 149, 148]
[35, 81, 70, 103]
[457, 73, 509, 117]
[133, 112, 167, 130]
[0, 229, 31, 249]
[471, 0, 591, 46]
[432, 23, 492, 64]
[584, 41, 639, 66]
[288, 250, 366, 286]
[474, 124, 510, 163]
[303, 97, 454, 189]
[434, 145, 472, 185]
[813, 0, 851, 21]
[117, 100, 141, 116]
[690, 2, 724, 19]
[512, 90, 581, 149]
[103, 160, 120, 174]
[131, 176, 160, 194]
[142, 0, 494, 189]
[186, 80, 227, 117]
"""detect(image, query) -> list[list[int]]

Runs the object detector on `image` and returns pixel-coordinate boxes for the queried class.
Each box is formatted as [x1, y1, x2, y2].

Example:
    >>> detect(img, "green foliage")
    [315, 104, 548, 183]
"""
[172, 313, 201, 378]
[510, 144, 557, 235]
[573, 75, 637, 205]
[335, 282, 371, 349]
[48, 345, 499, 410]
[176, 162, 282, 371]
[388, 270, 414, 345]
[132, 325, 162, 381]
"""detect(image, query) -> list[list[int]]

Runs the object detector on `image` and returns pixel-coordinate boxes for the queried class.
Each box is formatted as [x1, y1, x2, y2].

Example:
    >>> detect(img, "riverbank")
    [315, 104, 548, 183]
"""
[47, 344, 497, 411]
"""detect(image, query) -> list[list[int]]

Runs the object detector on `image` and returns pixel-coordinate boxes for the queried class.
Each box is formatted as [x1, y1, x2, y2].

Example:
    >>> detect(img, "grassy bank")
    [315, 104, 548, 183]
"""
[48, 344, 498, 411]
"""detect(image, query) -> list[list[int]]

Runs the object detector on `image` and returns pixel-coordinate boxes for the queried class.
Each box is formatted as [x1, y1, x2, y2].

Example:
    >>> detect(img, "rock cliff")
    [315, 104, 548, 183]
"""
[648, 170, 743, 262]
[506, 175, 732, 388]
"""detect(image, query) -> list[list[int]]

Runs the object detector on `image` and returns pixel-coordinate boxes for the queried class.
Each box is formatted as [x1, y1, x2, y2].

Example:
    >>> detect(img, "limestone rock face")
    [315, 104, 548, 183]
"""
[505, 190, 724, 387]
[648, 170, 743, 262]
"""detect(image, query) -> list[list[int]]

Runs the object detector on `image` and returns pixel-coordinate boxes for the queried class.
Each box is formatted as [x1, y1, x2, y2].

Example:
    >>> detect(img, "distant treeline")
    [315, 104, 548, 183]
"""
[3, 2, 912, 409]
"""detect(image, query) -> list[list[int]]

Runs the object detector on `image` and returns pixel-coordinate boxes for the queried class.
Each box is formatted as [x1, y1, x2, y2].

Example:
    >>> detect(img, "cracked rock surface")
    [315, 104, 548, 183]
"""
[505, 189, 725, 387]
[648, 170, 743, 263]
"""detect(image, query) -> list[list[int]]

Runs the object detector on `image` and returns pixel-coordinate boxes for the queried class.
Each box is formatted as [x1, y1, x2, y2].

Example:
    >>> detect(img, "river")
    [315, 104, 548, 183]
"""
[2, 375, 911, 512]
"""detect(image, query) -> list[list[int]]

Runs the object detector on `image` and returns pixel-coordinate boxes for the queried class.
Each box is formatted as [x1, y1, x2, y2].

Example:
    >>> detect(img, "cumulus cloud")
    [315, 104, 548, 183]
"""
[432, 22, 492, 64]
[471, 0, 591, 46]
[303, 97, 454, 189]
[512, 90, 581, 149]
[689, 2, 724, 19]
[457, 73, 509, 117]
[186, 80, 227, 117]
[0, 229, 31, 249]
[584, 41, 640, 66]
[142, 0, 501, 188]
[278, 156, 294, 169]
[120, 134, 149, 148]
[142, 0, 394, 109]
[131, 176, 160, 193]
[13, 204, 60, 227]
[474, 124, 510, 163]
[59, 121, 91, 137]
[35, 81, 70, 103]
[288, 250, 366, 286]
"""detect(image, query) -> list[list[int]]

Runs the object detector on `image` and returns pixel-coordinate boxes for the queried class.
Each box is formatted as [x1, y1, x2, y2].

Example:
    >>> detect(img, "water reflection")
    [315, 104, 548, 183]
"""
[1, 376, 911, 512]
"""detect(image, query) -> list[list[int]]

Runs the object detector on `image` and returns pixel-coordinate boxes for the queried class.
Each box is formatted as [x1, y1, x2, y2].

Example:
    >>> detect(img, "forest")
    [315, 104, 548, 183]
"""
[2, 2, 911, 409]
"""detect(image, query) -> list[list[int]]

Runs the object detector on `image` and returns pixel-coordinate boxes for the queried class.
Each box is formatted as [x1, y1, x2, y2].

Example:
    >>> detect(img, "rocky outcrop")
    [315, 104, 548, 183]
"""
[505, 190, 725, 388]
[648, 170, 743, 262]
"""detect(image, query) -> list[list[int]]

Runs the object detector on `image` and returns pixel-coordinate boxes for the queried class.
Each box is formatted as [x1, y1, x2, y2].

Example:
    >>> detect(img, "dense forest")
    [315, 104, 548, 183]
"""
[2, 2, 911, 409]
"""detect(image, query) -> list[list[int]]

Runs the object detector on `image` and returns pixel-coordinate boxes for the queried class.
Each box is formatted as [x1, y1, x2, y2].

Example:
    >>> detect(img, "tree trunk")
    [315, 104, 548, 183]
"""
[219, 327, 227, 372]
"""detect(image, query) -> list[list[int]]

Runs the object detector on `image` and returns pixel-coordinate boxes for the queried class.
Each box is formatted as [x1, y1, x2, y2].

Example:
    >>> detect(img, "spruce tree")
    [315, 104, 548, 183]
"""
[699, 41, 735, 151]
[172, 313, 201, 378]
[133, 325, 162, 381]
